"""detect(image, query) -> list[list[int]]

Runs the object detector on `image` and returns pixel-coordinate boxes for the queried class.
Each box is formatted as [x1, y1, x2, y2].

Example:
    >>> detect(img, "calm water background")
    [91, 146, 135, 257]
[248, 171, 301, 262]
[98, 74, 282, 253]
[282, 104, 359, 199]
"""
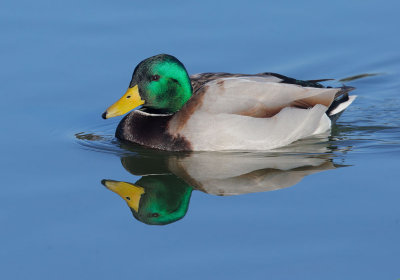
[1, 0, 400, 279]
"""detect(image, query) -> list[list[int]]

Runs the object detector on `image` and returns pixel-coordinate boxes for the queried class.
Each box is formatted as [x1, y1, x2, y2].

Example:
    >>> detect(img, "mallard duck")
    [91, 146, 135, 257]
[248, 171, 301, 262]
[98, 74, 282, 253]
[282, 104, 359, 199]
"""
[102, 54, 356, 151]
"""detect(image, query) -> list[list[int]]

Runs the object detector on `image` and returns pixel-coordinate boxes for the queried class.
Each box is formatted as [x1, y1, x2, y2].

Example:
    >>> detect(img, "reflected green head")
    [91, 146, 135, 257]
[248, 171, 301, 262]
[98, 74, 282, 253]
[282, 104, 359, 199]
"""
[132, 175, 193, 225]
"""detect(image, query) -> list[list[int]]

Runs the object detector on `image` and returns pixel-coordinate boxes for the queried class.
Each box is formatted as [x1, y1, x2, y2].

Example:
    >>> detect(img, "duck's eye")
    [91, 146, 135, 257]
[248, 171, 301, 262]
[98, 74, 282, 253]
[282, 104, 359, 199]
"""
[151, 75, 160, 81]
[151, 213, 159, 217]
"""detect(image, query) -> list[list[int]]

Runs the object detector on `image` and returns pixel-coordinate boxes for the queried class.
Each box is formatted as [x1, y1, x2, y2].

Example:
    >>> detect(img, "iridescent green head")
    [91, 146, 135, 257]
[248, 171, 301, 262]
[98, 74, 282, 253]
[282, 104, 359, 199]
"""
[102, 54, 193, 118]
[131, 54, 193, 113]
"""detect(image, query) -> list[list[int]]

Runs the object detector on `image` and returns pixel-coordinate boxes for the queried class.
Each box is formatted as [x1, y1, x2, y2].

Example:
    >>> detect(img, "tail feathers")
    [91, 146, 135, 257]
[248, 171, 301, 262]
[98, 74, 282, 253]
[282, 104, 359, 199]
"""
[327, 86, 356, 122]
[329, 95, 357, 116]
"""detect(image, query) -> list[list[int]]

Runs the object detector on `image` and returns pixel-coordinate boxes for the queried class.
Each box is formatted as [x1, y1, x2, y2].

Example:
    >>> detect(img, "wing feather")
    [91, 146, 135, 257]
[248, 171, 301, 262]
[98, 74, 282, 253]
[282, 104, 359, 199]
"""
[199, 77, 338, 115]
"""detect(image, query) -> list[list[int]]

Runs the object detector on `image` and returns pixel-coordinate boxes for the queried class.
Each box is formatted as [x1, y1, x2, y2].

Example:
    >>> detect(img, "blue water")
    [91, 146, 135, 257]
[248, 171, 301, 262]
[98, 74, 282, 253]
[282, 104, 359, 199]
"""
[1, 0, 400, 279]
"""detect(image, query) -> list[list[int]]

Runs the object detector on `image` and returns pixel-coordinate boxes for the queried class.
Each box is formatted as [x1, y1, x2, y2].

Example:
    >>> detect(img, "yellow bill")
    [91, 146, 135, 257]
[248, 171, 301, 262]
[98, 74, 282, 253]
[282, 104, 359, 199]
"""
[102, 180, 145, 212]
[102, 85, 144, 119]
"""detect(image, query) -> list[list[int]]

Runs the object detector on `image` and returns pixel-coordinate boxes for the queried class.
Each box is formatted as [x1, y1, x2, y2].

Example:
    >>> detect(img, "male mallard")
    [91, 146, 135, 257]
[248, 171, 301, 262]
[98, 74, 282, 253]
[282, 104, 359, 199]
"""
[102, 54, 356, 151]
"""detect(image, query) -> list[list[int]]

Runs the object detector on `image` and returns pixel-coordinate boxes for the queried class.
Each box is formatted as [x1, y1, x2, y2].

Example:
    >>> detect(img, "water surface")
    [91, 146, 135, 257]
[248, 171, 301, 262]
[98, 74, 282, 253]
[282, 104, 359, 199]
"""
[1, 0, 400, 279]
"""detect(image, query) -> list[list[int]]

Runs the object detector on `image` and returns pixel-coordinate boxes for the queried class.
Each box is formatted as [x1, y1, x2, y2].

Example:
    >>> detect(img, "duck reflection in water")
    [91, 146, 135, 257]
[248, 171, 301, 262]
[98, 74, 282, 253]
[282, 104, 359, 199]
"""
[102, 176, 192, 226]
[101, 138, 347, 226]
